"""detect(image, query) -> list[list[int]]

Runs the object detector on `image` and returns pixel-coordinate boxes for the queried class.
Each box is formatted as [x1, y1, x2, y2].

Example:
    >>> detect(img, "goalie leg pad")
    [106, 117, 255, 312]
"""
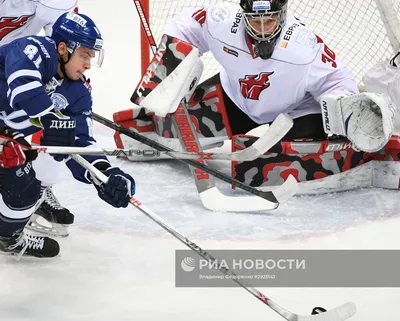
[115, 76, 232, 160]
[186, 76, 232, 139]
[231, 135, 387, 191]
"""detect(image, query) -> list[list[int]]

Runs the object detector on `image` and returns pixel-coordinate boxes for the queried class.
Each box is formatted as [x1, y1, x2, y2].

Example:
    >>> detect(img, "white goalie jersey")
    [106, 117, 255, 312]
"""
[0, 0, 77, 46]
[163, 3, 359, 124]
[363, 53, 400, 131]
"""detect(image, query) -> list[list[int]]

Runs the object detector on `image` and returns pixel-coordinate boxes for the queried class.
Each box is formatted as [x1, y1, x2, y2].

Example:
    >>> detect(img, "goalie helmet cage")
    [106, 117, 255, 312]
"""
[140, 0, 400, 85]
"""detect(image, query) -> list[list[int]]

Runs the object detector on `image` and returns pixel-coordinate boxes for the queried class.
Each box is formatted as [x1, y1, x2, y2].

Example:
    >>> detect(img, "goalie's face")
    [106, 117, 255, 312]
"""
[243, 11, 281, 41]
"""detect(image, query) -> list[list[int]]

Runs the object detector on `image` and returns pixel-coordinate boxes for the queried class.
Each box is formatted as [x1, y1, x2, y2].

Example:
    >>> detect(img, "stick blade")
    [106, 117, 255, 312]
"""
[270, 174, 298, 203]
[199, 186, 279, 212]
[238, 113, 293, 161]
[297, 302, 356, 321]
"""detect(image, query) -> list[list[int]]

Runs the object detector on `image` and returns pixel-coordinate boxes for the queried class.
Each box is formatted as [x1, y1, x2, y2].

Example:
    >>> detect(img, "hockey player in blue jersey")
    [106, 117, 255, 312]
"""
[0, 12, 136, 258]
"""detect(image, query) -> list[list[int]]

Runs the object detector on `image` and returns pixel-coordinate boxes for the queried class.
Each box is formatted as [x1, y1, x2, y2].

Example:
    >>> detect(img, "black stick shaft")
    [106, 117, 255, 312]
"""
[92, 112, 278, 202]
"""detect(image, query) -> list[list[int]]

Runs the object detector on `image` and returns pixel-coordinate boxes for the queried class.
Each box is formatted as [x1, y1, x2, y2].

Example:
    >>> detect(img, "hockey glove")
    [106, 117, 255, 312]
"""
[93, 167, 136, 208]
[0, 127, 38, 168]
[320, 92, 396, 152]
[35, 111, 76, 161]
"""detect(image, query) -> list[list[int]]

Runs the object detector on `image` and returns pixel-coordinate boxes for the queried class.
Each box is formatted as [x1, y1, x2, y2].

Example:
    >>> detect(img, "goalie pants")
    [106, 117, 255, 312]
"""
[203, 73, 327, 139]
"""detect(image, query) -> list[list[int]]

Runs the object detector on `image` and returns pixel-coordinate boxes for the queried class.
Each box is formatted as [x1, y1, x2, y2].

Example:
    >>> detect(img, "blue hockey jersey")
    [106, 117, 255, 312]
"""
[0, 35, 109, 183]
[51, 76, 110, 184]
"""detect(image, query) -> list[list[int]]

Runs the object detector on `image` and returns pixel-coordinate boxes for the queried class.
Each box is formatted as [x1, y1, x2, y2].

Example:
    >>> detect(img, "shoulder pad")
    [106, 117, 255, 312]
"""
[206, 3, 247, 43]
[23, 36, 56, 57]
[272, 15, 321, 65]
[37, 0, 77, 10]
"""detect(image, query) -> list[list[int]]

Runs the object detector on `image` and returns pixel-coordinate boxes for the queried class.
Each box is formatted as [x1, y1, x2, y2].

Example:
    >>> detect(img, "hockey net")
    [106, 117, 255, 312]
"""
[140, 0, 400, 85]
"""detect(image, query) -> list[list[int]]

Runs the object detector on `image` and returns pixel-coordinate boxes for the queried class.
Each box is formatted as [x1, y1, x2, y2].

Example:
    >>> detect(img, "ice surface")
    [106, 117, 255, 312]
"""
[1, 0, 399, 320]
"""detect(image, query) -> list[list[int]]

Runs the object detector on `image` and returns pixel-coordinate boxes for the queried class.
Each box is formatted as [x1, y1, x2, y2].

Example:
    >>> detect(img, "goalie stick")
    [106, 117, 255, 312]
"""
[172, 100, 295, 211]
[71, 152, 357, 321]
[93, 112, 297, 211]
[19, 113, 292, 161]
[130, 0, 298, 211]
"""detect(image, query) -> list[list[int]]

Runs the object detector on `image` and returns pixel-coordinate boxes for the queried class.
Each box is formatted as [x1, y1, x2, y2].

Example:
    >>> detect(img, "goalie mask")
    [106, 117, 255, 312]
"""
[240, 0, 288, 59]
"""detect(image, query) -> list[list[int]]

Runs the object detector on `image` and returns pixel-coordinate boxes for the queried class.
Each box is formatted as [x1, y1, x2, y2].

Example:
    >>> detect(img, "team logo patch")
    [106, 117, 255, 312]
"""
[210, 6, 230, 22]
[66, 12, 87, 27]
[0, 15, 32, 40]
[45, 77, 60, 96]
[50, 93, 69, 111]
[239, 72, 274, 100]
[223, 46, 238, 57]
[252, 1, 271, 11]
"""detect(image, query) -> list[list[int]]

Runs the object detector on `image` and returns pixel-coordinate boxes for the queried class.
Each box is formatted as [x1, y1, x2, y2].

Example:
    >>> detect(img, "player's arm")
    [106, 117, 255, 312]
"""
[307, 36, 396, 152]
[4, 37, 77, 159]
[362, 51, 400, 109]
[66, 110, 135, 208]
[5, 37, 57, 118]
[162, 7, 211, 56]
[64, 90, 135, 208]
[65, 108, 110, 184]
[38, 0, 79, 36]
[305, 36, 359, 100]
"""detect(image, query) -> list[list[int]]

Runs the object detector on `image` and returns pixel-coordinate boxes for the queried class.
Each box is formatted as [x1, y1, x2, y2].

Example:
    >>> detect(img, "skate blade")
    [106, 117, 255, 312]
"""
[25, 221, 70, 238]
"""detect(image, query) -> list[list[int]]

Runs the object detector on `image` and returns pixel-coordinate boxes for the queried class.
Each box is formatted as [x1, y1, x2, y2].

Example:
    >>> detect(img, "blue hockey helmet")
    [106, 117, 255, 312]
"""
[51, 12, 104, 67]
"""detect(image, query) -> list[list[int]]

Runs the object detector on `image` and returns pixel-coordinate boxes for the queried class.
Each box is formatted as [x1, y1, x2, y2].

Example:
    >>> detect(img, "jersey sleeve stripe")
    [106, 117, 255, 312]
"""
[29, 103, 54, 119]
[192, 8, 206, 25]
[2, 117, 32, 131]
[8, 81, 42, 107]
[7, 69, 42, 85]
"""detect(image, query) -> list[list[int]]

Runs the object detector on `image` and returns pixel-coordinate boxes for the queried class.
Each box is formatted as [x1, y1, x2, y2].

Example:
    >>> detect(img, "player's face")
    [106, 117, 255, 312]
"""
[66, 46, 94, 80]
[57, 43, 93, 80]
[247, 14, 280, 37]
[243, 11, 281, 42]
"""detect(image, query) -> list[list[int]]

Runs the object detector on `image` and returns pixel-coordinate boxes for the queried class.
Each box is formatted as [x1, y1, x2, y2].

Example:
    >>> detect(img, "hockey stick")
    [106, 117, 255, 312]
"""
[71, 152, 356, 321]
[93, 112, 297, 211]
[171, 99, 293, 212]
[14, 114, 291, 161]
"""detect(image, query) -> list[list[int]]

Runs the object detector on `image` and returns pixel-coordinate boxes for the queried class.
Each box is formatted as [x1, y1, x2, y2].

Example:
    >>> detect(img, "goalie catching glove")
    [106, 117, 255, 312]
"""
[320, 92, 396, 152]
[88, 162, 135, 208]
